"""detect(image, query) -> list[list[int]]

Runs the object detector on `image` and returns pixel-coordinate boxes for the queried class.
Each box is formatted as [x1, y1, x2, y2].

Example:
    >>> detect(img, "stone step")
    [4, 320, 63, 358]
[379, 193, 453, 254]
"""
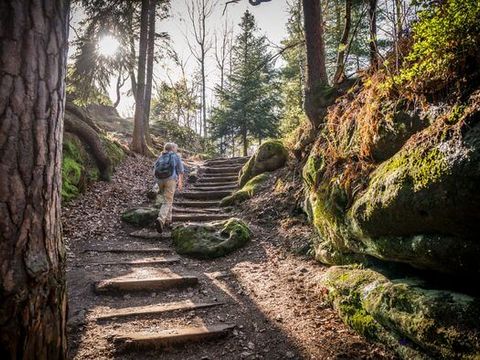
[94, 276, 198, 294]
[172, 213, 231, 222]
[83, 247, 172, 254]
[175, 201, 221, 208]
[84, 257, 180, 267]
[112, 324, 235, 351]
[198, 176, 238, 183]
[204, 156, 249, 166]
[96, 301, 223, 321]
[190, 184, 237, 192]
[203, 166, 242, 174]
[181, 190, 232, 200]
[194, 181, 238, 188]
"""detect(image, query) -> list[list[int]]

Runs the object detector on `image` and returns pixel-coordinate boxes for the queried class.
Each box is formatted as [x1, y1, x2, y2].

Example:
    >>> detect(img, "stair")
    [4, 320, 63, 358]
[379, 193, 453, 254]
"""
[190, 184, 237, 191]
[85, 256, 180, 267]
[181, 190, 233, 200]
[112, 324, 235, 351]
[94, 276, 198, 293]
[203, 166, 242, 174]
[173, 213, 231, 222]
[194, 181, 238, 188]
[83, 247, 171, 254]
[175, 200, 221, 208]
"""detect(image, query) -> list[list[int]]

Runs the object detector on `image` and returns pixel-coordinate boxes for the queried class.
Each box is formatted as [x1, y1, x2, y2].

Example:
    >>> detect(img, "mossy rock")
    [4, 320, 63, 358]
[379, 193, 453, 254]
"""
[220, 173, 269, 207]
[323, 266, 480, 359]
[239, 140, 288, 187]
[62, 133, 89, 202]
[121, 207, 157, 227]
[172, 218, 252, 259]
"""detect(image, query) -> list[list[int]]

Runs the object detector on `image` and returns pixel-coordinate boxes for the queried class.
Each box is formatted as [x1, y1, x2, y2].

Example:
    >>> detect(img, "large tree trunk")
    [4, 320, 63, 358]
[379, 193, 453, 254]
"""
[0, 0, 69, 358]
[143, 0, 156, 146]
[333, 0, 352, 84]
[131, 0, 149, 154]
[302, 0, 329, 128]
[368, 0, 379, 69]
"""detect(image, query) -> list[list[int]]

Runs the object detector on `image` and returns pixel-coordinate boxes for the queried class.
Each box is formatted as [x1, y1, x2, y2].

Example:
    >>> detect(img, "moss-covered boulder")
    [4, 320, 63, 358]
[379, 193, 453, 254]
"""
[220, 173, 269, 206]
[323, 266, 480, 359]
[121, 207, 157, 227]
[239, 140, 288, 187]
[172, 218, 252, 259]
[303, 105, 480, 274]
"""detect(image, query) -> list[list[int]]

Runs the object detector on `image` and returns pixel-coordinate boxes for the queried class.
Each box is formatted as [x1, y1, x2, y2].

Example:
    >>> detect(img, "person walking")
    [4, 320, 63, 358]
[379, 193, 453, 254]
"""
[153, 142, 185, 233]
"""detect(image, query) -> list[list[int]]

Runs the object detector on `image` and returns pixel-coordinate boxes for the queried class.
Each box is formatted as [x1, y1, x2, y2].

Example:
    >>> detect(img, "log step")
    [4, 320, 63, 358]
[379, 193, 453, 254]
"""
[83, 247, 171, 254]
[194, 181, 238, 188]
[172, 214, 231, 222]
[96, 301, 223, 321]
[175, 201, 221, 208]
[203, 166, 242, 174]
[204, 157, 249, 166]
[181, 190, 233, 200]
[190, 185, 237, 191]
[201, 172, 239, 178]
[173, 207, 222, 214]
[85, 257, 180, 266]
[198, 176, 238, 183]
[113, 324, 235, 351]
[94, 276, 198, 293]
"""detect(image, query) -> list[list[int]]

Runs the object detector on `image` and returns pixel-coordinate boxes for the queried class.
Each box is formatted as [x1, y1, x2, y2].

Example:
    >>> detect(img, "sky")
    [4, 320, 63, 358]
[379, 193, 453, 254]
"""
[70, 0, 291, 117]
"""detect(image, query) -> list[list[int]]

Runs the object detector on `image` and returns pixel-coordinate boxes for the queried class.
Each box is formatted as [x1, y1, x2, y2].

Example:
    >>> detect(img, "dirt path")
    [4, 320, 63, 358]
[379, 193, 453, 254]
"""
[64, 155, 394, 360]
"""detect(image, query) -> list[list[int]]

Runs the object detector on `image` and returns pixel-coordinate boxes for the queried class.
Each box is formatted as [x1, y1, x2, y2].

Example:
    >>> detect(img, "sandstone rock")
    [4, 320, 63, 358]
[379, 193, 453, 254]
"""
[121, 207, 157, 227]
[220, 173, 269, 207]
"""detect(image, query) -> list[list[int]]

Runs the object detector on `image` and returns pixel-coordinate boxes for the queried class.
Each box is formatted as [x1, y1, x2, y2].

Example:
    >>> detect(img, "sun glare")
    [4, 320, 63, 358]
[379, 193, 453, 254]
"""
[97, 35, 120, 58]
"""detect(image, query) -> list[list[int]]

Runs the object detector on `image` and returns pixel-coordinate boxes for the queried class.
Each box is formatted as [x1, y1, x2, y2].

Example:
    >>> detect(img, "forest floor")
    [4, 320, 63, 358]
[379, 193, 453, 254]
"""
[63, 155, 395, 360]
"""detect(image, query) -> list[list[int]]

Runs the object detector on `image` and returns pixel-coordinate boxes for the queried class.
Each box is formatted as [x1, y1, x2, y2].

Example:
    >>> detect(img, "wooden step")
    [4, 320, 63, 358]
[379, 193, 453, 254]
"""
[175, 201, 221, 208]
[85, 257, 180, 267]
[181, 190, 233, 200]
[204, 157, 249, 166]
[190, 184, 237, 192]
[203, 166, 242, 174]
[83, 247, 171, 254]
[173, 207, 222, 214]
[198, 176, 238, 183]
[201, 172, 239, 178]
[194, 181, 238, 188]
[172, 214, 231, 222]
[112, 324, 235, 351]
[94, 276, 198, 293]
[96, 301, 223, 321]
[129, 229, 170, 239]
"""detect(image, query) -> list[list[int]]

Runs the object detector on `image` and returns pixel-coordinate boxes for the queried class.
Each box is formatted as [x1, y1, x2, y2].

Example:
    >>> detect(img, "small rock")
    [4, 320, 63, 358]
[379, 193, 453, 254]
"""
[247, 342, 255, 350]
[286, 351, 295, 359]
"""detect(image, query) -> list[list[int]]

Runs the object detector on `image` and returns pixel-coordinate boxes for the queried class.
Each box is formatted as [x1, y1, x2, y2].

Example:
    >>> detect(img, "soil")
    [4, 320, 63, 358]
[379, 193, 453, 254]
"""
[64, 155, 396, 360]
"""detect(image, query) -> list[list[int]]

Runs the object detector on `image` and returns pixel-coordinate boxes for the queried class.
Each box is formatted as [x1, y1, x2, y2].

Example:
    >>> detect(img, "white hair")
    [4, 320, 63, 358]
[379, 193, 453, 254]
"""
[164, 142, 178, 152]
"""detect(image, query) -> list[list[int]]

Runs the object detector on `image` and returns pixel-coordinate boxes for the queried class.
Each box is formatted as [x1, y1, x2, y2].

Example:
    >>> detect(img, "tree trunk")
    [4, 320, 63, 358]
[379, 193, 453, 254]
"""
[0, 0, 69, 358]
[242, 125, 248, 157]
[302, 0, 329, 128]
[368, 0, 379, 70]
[333, 0, 352, 84]
[131, 0, 149, 154]
[143, 0, 156, 146]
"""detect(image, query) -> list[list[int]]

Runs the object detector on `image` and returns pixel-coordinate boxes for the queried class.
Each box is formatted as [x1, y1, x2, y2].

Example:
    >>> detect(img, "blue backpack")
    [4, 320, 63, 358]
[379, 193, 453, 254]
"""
[154, 153, 174, 179]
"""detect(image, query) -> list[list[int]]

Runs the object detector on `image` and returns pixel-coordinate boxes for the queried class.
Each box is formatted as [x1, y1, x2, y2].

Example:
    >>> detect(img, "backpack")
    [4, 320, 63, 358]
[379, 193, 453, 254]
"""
[154, 153, 174, 179]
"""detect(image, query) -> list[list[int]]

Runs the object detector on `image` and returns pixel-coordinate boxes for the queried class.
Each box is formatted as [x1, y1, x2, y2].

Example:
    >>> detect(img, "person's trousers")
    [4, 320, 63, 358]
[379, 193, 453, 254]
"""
[156, 179, 177, 225]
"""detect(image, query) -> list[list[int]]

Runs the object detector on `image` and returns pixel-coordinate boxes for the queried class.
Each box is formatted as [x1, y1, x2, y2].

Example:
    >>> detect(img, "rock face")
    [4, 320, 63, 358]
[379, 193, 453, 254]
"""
[303, 98, 480, 275]
[221, 174, 269, 207]
[322, 266, 480, 359]
[239, 140, 288, 187]
[172, 218, 252, 259]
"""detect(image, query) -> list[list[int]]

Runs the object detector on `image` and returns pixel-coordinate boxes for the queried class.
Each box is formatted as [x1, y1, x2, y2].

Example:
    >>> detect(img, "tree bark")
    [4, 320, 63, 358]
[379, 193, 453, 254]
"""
[131, 0, 149, 154]
[333, 0, 352, 84]
[0, 0, 69, 358]
[143, 0, 156, 146]
[368, 0, 379, 70]
[302, 0, 329, 128]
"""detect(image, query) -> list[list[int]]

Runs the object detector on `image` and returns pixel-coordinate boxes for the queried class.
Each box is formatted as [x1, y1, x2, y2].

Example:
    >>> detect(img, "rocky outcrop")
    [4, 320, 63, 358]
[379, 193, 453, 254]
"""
[239, 140, 288, 187]
[303, 94, 480, 275]
[172, 218, 252, 259]
[322, 266, 480, 359]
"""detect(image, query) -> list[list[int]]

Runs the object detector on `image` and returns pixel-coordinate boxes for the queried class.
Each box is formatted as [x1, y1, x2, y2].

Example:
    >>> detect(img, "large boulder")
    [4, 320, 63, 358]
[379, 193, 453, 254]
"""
[303, 98, 480, 274]
[172, 218, 252, 259]
[239, 140, 288, 187]
[220, 173, 269, 207]
[322, 266, 480, 359]
[121, 207, 157, 227]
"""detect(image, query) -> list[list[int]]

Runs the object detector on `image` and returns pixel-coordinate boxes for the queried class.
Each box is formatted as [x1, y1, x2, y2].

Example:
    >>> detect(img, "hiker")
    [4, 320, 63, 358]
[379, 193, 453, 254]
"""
[154, 142, 185, 233]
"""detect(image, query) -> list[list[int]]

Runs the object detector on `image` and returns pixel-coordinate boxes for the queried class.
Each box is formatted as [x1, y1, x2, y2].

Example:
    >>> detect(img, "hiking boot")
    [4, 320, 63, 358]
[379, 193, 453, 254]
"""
[155, 219, 164, 233]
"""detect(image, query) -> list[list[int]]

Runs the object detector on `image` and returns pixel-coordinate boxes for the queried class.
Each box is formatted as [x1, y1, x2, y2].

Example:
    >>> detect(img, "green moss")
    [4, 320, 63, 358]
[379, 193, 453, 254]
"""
[220, 173, 269, 206]
[101, 134, 125, 168]
[239, 140, 288, 186]
[62, 135, 87, 202]
[172, 218, 252, 259]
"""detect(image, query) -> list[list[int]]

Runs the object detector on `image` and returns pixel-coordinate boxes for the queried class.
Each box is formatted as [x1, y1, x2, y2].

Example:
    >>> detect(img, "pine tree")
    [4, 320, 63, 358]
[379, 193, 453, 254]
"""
[211, 10, 279, 156]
